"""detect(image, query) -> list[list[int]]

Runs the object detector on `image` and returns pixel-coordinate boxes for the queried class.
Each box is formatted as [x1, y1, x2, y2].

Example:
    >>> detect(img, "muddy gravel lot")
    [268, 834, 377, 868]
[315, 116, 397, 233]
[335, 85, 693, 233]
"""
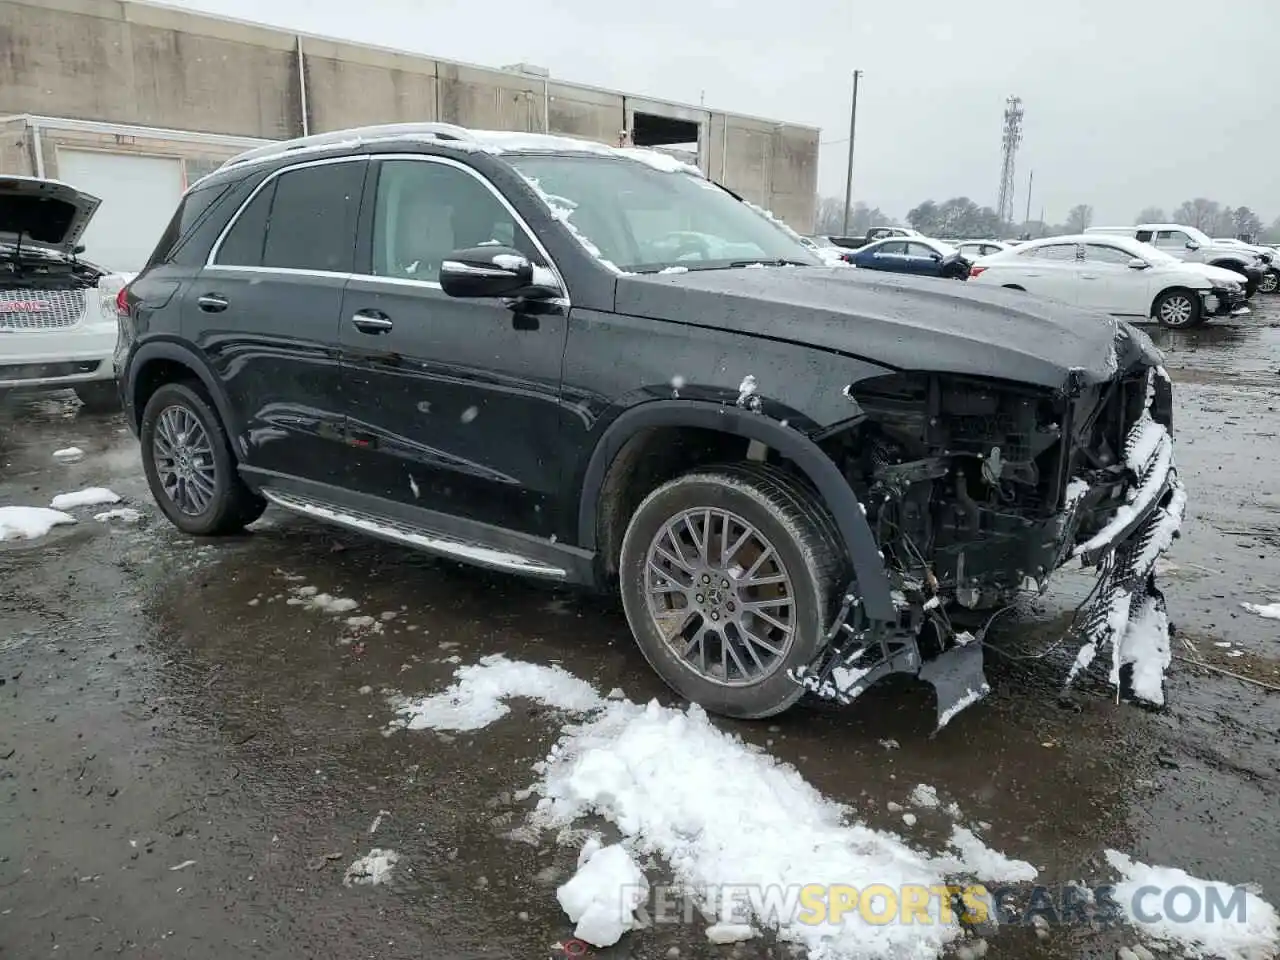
[2, 305, 1279, 960]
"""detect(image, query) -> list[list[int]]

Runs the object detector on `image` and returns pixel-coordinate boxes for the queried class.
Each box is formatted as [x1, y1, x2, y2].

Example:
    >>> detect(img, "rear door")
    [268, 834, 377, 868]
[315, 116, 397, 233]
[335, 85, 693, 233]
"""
[189, 157, 365, 487]
[1014, 242, 1082, 304]
[1079, 242, 1147, 316]
[864, 240, 908, 271]
[336, 155, 570, 538]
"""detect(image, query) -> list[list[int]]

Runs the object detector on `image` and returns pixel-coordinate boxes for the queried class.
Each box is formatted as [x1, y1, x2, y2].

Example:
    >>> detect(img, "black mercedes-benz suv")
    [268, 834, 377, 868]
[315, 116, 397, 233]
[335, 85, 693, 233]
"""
[117, 123, 1186, 729]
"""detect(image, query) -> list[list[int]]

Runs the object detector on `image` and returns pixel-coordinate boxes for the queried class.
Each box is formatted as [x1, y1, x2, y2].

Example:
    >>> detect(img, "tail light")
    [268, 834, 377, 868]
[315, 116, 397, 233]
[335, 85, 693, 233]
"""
[115, 285, 130, 317]
[969, 265, 987, 278]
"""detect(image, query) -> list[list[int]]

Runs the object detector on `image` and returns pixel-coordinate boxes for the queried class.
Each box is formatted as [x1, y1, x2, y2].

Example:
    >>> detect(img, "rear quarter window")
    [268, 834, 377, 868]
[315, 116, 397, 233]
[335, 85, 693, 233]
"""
[147, 179, 236, 268]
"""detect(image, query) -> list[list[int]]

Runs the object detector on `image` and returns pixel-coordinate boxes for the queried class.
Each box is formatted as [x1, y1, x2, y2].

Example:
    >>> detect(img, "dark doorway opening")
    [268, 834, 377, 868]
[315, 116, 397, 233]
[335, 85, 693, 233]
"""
[631, 112, 700, 151]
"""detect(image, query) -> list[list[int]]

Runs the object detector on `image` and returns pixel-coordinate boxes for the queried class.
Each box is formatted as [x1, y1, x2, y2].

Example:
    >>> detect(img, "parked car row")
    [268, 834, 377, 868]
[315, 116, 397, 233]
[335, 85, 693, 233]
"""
[1, 176, 130, 411]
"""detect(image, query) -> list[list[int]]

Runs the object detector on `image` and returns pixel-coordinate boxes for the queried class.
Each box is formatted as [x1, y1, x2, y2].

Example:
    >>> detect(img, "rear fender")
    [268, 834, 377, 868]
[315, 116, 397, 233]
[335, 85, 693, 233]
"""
[576, 399, 895, 621]
[124, 338, 241, 446]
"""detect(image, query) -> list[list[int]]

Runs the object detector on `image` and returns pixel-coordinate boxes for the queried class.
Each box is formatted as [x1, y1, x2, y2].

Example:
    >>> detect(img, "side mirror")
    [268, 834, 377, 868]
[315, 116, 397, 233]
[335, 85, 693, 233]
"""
[438, 246, 557, 300]
[1127, 258, 1149, 270]
[73, 244, 86, 255]
[1185, 240, 1200, 251]
[930, 253, 943, 262]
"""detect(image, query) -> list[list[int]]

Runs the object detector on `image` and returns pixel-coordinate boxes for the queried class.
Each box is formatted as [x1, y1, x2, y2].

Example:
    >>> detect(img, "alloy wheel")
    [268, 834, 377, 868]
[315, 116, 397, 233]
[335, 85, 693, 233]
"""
[1259, 272, 1279, 294]
[1159, 294, 1195, 327]
[153, 405, 218, 516]
[643, 507, 796, 686]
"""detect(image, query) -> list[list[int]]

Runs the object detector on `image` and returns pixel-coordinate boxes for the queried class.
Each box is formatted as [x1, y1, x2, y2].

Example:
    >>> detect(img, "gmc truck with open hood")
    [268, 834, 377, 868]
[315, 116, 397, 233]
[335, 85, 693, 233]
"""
[116, 123, 1187, 730]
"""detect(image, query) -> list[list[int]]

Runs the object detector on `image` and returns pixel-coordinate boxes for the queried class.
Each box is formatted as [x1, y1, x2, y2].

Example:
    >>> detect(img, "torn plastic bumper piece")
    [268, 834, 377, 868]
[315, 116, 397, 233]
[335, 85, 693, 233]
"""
[787, 588, 990, 733]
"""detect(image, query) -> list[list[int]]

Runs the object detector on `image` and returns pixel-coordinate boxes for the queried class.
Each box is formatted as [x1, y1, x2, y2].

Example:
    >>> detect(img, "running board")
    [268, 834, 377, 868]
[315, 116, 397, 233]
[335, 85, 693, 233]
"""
[259, 488, 569, 580]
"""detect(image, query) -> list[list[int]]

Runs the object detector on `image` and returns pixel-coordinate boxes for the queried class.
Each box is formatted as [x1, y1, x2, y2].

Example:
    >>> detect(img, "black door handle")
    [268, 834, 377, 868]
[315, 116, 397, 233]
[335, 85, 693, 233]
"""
[351, 310, 393, 334]
[197, 293, 229, 312]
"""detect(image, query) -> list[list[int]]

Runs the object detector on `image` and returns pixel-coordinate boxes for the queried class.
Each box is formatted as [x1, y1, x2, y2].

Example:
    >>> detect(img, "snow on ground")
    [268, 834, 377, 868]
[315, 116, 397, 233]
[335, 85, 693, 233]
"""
[935, 827, 1036, 883]
[1242, 601, 1280, 621]
[909, 784, 940, 808]
[49, 487, 120, 510]
[0, 506, 76, 542]
[51, 447, 85, 463]
[527, 697, 1035, 958]
[556, 842, 648, 947]
[342, 849, 399, 887]
[1104, 850, 1279, 960]
[285, 584, 359, 614]
[386, 654, 603, 733]
[94, 508, 143, 524]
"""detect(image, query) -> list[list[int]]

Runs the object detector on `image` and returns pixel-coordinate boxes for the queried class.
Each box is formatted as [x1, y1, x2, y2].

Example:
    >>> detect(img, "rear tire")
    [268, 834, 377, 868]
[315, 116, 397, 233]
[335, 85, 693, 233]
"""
[1152, 288, 1201, 328]
[75, 381, 122, 413]
[1259, 269, 1279, 295]
[617, 463, 843, 719]
[140, 382, 266, 535]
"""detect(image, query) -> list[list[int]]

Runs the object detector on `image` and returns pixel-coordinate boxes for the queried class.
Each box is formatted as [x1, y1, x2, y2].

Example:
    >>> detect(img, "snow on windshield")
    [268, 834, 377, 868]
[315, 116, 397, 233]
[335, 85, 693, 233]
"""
[509, 155, 821, 273]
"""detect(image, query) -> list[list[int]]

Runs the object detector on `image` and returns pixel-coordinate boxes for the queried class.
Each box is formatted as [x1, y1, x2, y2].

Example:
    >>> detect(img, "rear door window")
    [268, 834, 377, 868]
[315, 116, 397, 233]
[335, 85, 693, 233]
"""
[215, 160, 364, 272]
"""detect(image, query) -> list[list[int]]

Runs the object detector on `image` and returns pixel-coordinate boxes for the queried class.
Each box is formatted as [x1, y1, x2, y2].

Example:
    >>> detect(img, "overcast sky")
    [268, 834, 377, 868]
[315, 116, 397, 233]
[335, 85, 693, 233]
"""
[165, 0, 1279, 226]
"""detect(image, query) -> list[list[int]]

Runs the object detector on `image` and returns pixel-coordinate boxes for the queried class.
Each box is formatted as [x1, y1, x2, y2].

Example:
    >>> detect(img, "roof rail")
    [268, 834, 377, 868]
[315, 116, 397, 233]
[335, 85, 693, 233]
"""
[220, 122, 479, 171]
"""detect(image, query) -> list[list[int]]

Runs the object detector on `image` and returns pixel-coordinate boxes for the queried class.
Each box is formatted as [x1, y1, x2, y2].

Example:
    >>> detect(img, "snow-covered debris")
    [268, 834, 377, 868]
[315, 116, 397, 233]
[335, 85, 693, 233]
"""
[557, 842, 649, 947]
[0, 506, 76, 542]
[49, 487, 120, 510]
[1104, 850, 1279, 960]
[659, 265, 690, 275]
[94, 508, 142, 524]
[386, 654, 604, 733]
[1120, 592, 1172, 705]
[706, 922, 758, 944]
[52, 447, 84, 463]
[1242, 601, 1280, 621]
[736, 374, 760, 410]
[343, 848, 400, 887]
[909, 784, 940, 809]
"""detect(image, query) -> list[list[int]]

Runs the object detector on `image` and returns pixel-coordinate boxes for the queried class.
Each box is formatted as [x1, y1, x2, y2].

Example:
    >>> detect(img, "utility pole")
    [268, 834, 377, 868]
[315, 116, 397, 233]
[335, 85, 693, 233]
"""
[841, 70, 862, 237]
[1023, 169, 1033, 229]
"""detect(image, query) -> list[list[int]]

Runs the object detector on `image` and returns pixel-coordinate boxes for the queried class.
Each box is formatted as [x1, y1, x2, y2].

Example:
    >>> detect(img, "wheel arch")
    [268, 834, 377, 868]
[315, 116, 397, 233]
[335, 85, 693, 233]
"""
[126, 340, 239, 444]
[576, 400, 895, 621]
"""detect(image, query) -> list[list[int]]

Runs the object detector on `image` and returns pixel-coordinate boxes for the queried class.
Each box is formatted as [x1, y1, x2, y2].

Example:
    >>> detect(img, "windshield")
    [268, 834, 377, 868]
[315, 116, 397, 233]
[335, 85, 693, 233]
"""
[1183, 225, 1211, 244]
[508, 155, 821, 272]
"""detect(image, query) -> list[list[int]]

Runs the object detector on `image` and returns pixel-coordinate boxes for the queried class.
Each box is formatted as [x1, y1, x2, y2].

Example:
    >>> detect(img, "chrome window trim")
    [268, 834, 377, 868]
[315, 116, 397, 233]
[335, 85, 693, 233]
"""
[203, 151, 570, 305]
[206, 155, 368, 268]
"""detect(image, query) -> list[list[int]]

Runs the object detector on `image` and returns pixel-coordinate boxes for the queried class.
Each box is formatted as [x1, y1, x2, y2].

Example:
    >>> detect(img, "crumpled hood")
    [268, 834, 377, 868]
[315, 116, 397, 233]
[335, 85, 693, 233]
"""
[1179, 261, 1252, 286]
[0, 176, 100, 256]
[615, 266, 1130, 391]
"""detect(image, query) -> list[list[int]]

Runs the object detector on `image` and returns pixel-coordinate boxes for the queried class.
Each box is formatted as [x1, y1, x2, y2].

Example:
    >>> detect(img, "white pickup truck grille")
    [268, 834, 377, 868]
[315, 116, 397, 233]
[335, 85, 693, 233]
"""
[0, 289, 87, 330]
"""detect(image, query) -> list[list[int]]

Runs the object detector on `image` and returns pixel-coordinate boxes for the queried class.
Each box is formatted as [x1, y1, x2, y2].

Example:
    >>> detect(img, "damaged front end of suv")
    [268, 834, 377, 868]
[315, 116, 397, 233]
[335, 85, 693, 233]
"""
[792, 323, 1187, 730]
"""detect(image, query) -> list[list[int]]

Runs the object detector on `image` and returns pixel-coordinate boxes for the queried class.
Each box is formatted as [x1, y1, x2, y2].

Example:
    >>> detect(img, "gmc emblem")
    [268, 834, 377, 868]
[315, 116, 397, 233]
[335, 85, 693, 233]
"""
[1, 300, 50, 312]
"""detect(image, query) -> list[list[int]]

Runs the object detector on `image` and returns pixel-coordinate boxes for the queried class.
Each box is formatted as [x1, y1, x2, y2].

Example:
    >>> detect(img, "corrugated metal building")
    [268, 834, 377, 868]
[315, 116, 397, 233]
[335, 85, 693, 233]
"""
[0, 0, 820, 271]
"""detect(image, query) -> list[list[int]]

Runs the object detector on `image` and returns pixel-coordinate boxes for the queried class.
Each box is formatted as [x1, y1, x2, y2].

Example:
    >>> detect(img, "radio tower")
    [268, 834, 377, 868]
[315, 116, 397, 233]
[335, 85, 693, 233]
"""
[995, 96, 1023, 225]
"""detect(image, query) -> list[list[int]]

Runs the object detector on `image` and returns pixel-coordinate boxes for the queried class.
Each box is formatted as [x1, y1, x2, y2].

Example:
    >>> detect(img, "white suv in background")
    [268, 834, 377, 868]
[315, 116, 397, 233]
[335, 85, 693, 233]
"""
[1, 177, 125, 411]
[1085, 223, 1268, 298]
[968, 233, 1248, 328]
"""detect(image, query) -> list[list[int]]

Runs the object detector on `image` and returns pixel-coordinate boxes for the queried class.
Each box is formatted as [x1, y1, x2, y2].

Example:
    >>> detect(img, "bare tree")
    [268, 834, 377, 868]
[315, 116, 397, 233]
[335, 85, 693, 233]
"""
[1134, 206, 1166, 224]
[1172, 198, 1221, 231]
[1065, 204, 1094, 233]
[813, 197, 892, 237]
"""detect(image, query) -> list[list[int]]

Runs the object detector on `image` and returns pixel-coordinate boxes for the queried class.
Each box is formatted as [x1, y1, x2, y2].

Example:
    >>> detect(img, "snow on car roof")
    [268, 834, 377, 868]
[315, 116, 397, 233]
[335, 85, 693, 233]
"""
[218, 123, 705, 178]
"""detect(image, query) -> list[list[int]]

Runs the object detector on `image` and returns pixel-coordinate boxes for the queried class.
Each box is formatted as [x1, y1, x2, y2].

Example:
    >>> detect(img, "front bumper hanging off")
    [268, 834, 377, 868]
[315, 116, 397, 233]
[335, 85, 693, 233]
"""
[790, 368, 1187, 732]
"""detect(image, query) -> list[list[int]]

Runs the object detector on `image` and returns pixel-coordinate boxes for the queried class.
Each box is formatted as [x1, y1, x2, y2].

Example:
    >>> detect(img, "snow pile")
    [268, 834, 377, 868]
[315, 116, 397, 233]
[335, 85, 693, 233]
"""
[1104, 850, 1279, 960]
[50, 487, 120, 510]
[95, 508, 143, 524]
[557, 840, 649, 947]
[0, 506, 76, 542]
[343, 848, 399, 887]
[1242, 601, 1280, 621]
[386, 654, 604, 733]
[528, 698, 1029, 958]
[936, 827, 1036, 883]
[52, 447, 85, 463]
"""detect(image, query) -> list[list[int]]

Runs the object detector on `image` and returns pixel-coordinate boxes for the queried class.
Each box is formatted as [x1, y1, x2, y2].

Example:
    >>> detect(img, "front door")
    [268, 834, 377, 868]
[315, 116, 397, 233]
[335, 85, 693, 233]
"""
[189, 157, 366, 486]
[337, 155, 570, 538]
[866, 240, 909, 272]
[1017, 241, 1082, 305]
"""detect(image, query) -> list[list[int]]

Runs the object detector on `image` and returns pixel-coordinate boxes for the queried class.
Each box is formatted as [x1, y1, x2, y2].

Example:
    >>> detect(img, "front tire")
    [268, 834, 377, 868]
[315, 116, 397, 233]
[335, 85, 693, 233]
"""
[1153, 288, 1201, 329]
[140, 382, 266, 535]
[618, 463, 843, 719]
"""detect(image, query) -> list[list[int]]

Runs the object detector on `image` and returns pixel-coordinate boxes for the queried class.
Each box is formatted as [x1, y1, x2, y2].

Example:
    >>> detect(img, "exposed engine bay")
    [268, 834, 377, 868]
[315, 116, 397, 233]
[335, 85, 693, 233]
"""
[792, 348, 1186, 731]
[1, 242, 105, 290]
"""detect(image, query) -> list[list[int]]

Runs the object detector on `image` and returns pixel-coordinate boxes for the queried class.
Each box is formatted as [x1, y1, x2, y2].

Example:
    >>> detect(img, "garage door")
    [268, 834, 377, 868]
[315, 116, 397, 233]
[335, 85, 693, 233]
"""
[54, 150, 185, 273]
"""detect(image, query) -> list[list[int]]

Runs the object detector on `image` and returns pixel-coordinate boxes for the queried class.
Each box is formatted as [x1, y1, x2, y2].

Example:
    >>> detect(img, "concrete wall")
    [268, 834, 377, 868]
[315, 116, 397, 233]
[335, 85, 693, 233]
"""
[0, 0, 817, 228]
[0, 120, 33, 175]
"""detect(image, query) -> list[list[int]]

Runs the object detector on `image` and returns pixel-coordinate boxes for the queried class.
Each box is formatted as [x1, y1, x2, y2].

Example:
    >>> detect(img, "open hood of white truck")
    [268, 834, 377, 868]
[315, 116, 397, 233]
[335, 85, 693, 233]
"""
[0, 176, 101, 257]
